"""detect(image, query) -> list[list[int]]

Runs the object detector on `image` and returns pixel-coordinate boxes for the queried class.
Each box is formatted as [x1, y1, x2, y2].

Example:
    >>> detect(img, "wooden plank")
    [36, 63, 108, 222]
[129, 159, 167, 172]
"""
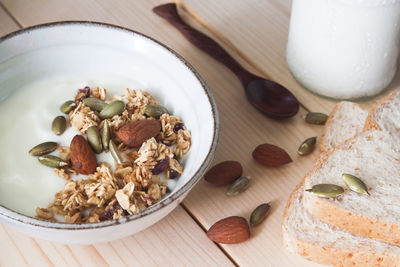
[0, 4, 19, 35]
[177, 0, 400, 113]
[0, 0, 335, 266]
[0, 206, 233, 267]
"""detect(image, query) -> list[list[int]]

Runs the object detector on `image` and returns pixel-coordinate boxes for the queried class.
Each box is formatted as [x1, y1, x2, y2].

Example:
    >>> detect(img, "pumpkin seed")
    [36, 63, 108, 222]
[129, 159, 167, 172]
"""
[144, 104, 169, 119]
[99, 100, 125, 119]
[101, 120, 110, 152]
[250, 202, 271, 226]
[60, 100, 76, 114]
[342, 173, 369, 195]
[298, 137, 317, 156]
[83, 97, 107, 112]
[109, 140, 123, 164]
[51, 116, 67, 135]
[29, 142, 58, 156]
[226, 176, 250, 196]
[87, 126, 102, 154]
[305, 184, 344, 198]
[303, 112, 328, 125]
[38, 155, 68, 168]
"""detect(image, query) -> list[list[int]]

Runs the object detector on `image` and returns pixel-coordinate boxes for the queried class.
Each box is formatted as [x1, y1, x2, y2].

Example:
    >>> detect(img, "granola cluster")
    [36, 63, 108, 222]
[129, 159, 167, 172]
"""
[36, 86, 191, 223]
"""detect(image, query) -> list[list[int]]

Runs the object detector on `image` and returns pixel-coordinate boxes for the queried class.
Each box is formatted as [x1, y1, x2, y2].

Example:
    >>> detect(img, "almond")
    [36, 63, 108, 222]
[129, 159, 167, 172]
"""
[70, 135, 97, 174]
[204, 160, 242, 186]
[252, 143, 292, 167]
[207, 216, 250, 244]
[117, 120, 161, 147]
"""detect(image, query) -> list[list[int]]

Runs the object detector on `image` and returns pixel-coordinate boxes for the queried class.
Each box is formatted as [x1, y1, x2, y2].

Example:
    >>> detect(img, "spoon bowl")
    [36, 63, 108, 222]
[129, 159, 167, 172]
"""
[246, 79, 299, 118]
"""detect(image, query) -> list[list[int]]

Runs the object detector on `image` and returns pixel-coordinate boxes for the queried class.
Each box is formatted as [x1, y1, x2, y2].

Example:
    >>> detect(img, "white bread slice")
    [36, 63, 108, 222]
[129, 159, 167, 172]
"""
[304, 130, 400, 246]
[320, 102, 367, 153]
[364, 90, 400, 134]
[282, 182, 400, 267]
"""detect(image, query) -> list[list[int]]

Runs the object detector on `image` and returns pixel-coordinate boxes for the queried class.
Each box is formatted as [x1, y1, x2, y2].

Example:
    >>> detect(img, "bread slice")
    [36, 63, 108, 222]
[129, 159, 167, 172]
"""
[304, 129, 400, 246]
[282, 182, 400, 266]
[319, 102, 367, 153]
[364, 90, 400, 134]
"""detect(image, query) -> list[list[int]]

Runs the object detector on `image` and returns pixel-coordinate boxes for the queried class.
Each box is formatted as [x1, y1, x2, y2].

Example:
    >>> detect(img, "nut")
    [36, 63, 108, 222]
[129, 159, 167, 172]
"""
[51, 116, 67, 136]
[101, 120, 110, 151]
[29, 142, 58, 156]
[99, 100, 125, 119]
[38, 155, 68, 168]
[204, 161, 243, 186]
[60, 100, 77, 114]
[207, 216, 250, 244]
[87, 126, 103, 154]
[144, 104, 169, 119]
[252, 144, 292, 167]
[70, 135, 97, 174]
[116, 120, 161, 147]
[83, 97, 107, 112]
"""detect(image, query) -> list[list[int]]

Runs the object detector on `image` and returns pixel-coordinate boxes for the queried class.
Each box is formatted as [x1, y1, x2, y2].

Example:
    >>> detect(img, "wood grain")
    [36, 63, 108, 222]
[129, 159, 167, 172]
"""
[178, 0, 400, 113]
[0, 4, 19, 35]
[0, 207, 233, 267]
[0, 0, 376, 266]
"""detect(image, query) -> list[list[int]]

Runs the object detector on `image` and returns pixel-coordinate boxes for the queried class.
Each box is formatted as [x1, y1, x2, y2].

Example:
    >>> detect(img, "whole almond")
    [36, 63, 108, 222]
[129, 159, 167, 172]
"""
[207, 216, 250, 244]
[70, 135, 97, 174]
[252, 144, 292, 167]
[204, 161, 243, 186]
[116, 120, 161, 147]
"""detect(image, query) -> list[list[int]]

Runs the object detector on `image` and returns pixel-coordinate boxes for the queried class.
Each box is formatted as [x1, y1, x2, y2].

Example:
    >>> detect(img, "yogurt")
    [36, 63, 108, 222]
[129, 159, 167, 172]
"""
[286, 0, 400, 99]
[0, 76, 133, 216]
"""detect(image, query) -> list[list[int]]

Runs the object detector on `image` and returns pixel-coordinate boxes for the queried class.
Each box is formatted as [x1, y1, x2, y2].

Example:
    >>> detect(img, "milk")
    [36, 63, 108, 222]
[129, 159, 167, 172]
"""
[0, 76, 135, 216]
[286, 0, 400, 99]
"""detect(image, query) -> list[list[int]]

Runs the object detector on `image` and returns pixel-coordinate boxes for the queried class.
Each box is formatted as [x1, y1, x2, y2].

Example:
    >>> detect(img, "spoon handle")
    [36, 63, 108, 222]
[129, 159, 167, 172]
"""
[153, 3, 255, 86]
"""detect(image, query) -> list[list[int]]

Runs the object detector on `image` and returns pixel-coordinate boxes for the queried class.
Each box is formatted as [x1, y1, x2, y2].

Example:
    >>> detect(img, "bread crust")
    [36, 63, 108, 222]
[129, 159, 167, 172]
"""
[319, 102, 344, 153]
[305, 129, 400, 246]
[282, 182, 400, 266]
[363, 90, 400, 131]
[307, 196, 400, 246]
[319, 102, 367, 153]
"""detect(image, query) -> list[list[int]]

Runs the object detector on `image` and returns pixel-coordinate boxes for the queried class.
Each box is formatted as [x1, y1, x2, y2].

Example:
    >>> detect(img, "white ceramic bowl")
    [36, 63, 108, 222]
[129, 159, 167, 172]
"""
[0, 22, 218, 244]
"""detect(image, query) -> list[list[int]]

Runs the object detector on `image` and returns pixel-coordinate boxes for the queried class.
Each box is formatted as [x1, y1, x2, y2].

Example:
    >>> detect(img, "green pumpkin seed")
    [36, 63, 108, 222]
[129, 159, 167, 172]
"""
[83, 97, 107, 112]
[306, 184, 344, 198]
[144, 104, 169, 119]
[342, 173, 369, 195]
[38, 155, 68, 168]
[226, 176, 250, 196]
[60, 100, 77, 114]
[250, 202, 271, 226]
[298, 137, 317, 156]
[109, 140, 123, 164]
[303, 112, 328, 125]
[29, 142, 58, 156]
[99, 100, 125, 119]
[101, 121, 110, 152]
[51, 116, 67, 136]
[87, 126, 102, 154]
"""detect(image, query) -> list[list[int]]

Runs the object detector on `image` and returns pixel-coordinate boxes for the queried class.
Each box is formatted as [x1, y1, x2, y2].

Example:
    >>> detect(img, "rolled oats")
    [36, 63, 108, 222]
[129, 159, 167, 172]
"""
[39, 87, 191, 223]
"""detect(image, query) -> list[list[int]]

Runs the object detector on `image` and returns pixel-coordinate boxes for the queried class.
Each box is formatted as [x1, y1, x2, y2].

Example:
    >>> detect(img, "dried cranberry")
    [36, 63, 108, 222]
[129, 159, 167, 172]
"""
[173, 123, 184, 133]
[99, 200, 121, 221]
[152, 158, 170, 174]
[169, 169, 179, 179]
[79, 86, 91, 97]
[143, 195, 154, 205]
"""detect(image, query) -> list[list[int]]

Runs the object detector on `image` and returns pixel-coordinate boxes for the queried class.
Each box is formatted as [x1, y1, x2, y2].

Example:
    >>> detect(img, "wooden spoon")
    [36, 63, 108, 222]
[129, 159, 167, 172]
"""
[153, 3, 299, 118]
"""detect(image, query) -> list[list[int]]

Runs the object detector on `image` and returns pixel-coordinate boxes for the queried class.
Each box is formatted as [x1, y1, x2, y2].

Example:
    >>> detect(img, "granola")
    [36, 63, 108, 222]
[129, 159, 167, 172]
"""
[36, 87, 190, 223]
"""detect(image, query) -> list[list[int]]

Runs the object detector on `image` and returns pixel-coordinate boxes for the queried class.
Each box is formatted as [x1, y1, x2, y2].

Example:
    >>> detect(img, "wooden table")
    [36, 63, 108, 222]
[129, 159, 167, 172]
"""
[0, 1, 398, 266]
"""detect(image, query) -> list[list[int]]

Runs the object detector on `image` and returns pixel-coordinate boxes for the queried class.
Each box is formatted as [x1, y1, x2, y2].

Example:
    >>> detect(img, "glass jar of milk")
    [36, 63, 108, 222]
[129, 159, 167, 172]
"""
[286, 0, 400, 100]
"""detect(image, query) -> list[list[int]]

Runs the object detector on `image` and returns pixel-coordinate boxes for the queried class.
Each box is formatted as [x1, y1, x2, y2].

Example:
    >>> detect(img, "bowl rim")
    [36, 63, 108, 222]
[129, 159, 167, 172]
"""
[0, 21, 219, 230]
